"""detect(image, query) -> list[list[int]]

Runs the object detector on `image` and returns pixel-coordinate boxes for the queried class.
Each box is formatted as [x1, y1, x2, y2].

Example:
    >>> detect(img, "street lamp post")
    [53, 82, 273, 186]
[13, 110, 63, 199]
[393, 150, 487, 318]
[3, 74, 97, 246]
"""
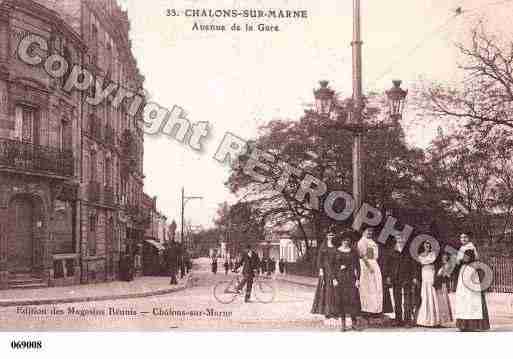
[313, 2, 408, 216]
[351, 0, 364, 211]
[180, 187, 202, 250]
[313, 78, 407, 212]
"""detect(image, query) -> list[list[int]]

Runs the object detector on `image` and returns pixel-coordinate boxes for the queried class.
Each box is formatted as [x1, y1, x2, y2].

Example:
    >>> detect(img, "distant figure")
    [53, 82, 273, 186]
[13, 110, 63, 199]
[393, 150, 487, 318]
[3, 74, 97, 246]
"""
[268, 257, 276, 276]
[224, 260, 229, 275]
[186, 256, 192, 274]
[167, 240, 179, 285]
[261, 257, 268, 275]
[279, 258, 286, 274]
[180, 248, 186, 279]
[211, 258, 218, 274]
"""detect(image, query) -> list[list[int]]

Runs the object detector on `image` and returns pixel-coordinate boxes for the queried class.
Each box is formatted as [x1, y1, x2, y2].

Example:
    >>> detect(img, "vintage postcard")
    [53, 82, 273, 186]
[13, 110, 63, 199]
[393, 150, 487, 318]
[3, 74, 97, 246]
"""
[0, 0, 512, 336]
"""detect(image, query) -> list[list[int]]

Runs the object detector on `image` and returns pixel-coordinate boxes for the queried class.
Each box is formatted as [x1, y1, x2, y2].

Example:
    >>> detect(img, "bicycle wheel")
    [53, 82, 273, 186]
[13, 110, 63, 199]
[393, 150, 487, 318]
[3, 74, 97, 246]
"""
[213, 280, 238, 304]
[254, 279, 275, 304]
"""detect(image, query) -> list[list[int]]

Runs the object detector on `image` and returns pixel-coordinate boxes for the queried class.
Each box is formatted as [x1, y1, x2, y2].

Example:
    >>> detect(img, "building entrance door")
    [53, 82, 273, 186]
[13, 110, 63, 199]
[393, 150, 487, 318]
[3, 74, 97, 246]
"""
[8, 196, 34, 273]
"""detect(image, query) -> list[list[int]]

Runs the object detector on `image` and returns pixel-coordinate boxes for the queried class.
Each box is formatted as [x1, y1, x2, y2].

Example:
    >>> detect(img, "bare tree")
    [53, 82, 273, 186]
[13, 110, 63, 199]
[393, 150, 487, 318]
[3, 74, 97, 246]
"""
[417, 26, 513, 135]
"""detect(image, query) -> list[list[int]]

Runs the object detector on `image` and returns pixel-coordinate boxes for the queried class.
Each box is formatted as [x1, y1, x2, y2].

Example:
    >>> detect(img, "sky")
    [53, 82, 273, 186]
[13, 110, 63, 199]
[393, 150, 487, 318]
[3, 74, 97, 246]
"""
[117, 0, 513, 228]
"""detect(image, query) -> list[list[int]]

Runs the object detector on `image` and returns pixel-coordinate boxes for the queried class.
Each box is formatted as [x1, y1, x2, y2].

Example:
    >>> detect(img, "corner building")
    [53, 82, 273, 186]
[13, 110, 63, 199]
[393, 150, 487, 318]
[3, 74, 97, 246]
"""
[0, 0, 147, 289]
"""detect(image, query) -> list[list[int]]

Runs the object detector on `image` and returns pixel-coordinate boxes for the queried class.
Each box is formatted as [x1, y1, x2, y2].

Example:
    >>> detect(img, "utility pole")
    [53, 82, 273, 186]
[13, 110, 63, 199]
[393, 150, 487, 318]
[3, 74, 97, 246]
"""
[352, 0, 364, 211]
[180, 187, 202, 250]
[181, 187, 185, 246]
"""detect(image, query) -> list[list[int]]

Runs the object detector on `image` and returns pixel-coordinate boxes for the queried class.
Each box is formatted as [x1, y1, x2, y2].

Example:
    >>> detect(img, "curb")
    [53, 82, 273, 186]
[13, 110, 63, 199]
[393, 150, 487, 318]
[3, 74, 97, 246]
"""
[0, 275, 191, 308]
[277, 276, 317, 288]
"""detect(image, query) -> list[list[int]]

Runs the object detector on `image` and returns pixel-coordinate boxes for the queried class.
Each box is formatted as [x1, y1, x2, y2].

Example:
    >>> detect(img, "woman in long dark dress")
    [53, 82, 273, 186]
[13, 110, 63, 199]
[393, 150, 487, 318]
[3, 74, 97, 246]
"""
[332, 232, 362, 331]
[311, 232, 339, 320]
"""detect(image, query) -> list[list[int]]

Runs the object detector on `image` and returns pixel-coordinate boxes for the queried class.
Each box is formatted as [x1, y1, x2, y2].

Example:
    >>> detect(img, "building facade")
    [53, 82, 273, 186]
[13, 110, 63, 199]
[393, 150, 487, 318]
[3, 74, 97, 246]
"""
[142, 193, 168, 245]
[0, 0, 147, 289]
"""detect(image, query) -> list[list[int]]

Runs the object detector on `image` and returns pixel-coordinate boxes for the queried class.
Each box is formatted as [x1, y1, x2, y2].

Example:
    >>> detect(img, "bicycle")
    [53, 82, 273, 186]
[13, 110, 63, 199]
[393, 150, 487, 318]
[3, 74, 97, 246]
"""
[213, 273, 276, 304]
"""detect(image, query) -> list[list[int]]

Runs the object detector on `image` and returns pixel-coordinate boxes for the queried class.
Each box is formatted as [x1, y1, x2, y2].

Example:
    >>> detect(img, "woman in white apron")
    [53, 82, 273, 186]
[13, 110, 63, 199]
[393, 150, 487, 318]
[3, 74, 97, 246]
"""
[455, 233, 490, 331]
[357, 228, 383, 316]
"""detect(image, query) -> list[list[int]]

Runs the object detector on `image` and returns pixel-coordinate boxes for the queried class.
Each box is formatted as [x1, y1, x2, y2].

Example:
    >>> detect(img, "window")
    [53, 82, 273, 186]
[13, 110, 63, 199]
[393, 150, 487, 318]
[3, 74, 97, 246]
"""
[104, 157, 112, 187]
[14, 105, 39, 144]
[88, 213, 97, 256]
[60, 119, 72, 150]
[90, 150, 97, 181]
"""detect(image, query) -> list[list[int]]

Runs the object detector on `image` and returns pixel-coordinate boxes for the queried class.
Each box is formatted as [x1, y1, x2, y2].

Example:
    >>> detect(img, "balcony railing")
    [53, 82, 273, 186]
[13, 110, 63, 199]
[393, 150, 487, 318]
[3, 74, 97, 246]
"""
[88, 181, 101, 203]
[0, 137, 74, 177]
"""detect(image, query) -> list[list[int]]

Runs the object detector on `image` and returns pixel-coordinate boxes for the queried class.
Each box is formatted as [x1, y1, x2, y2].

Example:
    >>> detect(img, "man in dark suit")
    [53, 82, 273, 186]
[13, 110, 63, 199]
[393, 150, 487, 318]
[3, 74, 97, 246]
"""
[278, 258, 285, 274]
[383, 237, 421, 327]
[167, 240, 179, 285]
[234, 245, 261, 302]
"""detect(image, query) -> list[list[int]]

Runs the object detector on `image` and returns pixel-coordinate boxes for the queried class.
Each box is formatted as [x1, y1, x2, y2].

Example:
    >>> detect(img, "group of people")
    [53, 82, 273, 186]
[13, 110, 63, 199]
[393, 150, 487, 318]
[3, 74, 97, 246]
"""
[211, 255, 287, 276]
[210, 246, 288, 302]
[311, 228, 490, 332]
[166, 240, 192, 285]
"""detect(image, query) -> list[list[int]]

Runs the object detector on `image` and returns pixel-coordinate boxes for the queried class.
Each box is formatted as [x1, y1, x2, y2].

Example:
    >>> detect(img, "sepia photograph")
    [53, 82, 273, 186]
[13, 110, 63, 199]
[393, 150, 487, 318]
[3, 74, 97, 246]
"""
[0, 1, 513, 348]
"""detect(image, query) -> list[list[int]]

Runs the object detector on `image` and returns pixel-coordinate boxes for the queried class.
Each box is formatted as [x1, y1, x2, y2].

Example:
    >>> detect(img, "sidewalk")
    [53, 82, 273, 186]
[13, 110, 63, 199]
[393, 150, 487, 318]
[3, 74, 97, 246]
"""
[0, 275, 190, 307]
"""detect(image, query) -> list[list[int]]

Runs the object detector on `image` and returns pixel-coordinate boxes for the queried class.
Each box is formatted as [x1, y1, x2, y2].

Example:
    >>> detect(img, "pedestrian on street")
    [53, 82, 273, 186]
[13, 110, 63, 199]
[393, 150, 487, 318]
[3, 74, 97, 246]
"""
[211, 258, 218, 274]
[186, 256, 192, 274]
[179, 245, 186, 279]
[332, 231, 362, 332]
[279, 258, 285, 274]
[167, 240, 179, 285]
[311, 232, 339, 323]
[268, 257, 276, 276]
[234, 245, 261, 303]
[224, 260, 229, 275]
[260, 257, 267, 275]
[120, 253, 132, 281]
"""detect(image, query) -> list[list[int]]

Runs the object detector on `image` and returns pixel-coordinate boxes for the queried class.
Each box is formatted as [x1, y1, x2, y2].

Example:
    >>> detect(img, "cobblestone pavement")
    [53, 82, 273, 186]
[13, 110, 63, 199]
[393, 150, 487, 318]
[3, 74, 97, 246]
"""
[1, 261, 512, 331]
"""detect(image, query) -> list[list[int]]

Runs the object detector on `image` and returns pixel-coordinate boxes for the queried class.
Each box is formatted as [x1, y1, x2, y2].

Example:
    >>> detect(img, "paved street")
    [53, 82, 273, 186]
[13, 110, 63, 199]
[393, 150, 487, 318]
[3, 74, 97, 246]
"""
[1, 259, 513, 331]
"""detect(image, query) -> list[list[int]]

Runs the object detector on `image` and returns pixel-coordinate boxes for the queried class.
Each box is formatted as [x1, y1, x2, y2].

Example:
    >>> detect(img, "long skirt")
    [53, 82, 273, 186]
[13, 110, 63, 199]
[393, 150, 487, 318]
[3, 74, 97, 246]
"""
[456, 291, 490, 331]
[311, 276, 338, 318]
[335, 274, 361, 318]
[455, 264, 490, 331]
[436, 283, 453, 325]
[416, 265, 441, 327]
[359, 259, 383, 314]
